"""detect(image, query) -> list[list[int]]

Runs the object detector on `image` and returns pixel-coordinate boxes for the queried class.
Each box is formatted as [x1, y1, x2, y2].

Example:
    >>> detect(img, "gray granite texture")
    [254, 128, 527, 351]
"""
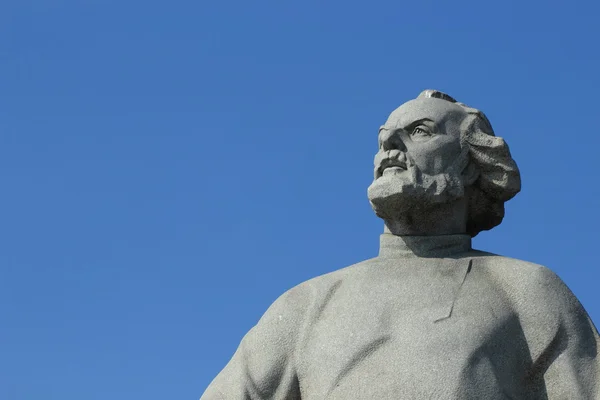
[201, 90, 600, 399]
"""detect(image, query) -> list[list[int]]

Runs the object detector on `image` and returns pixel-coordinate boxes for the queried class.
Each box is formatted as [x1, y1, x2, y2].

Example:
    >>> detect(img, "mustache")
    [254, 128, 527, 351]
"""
[374, 150, 412, 179]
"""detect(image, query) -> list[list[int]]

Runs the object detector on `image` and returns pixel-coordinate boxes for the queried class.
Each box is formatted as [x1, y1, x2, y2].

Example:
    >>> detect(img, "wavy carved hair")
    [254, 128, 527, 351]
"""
[418, 90, 521, 236]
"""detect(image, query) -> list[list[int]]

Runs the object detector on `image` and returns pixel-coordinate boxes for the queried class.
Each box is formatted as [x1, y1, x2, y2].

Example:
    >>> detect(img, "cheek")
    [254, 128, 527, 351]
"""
[410, 138, 463, 175]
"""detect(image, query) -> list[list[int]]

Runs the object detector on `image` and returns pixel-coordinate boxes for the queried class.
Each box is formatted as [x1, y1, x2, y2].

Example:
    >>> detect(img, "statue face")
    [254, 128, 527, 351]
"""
[367, 97, 469, 219]
[377, 97, 466, 176]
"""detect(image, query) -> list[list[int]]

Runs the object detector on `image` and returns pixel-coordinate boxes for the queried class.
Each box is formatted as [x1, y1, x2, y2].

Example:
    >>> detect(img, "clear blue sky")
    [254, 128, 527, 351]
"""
[1, 1, 599, 399]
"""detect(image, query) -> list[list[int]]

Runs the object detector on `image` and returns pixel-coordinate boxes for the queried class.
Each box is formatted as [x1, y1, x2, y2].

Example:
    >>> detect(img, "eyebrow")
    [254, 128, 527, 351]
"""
[402, 118, 435, 129]
[380, 118, 435, 132]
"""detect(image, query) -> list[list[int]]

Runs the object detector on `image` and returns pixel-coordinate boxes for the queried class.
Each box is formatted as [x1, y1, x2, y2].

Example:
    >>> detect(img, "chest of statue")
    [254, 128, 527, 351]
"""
[296, 259, 538, 399]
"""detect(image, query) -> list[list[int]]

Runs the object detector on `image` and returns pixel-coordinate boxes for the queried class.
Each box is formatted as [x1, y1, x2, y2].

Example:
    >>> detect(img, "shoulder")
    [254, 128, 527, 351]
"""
[259, 259, 376, 331]
[239, 258, 377, 359]
[258, 257, 380, 325]
[473, 252, 586, 326]
[473, 252, 566, 296]
[473, 252, 599, 362]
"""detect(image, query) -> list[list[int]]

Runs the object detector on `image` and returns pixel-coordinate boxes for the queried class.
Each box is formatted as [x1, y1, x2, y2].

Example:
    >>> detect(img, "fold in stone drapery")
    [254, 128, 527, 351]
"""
[433, 259, 473, 323]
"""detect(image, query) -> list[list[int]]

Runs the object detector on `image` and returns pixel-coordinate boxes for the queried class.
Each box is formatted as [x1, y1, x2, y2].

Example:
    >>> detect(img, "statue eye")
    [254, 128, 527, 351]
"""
[410, 126, 432, 141]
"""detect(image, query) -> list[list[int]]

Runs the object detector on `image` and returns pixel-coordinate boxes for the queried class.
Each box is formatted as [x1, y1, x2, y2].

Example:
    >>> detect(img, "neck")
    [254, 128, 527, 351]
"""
[383, 198, 468, 236]
[378, 232, 472, 258]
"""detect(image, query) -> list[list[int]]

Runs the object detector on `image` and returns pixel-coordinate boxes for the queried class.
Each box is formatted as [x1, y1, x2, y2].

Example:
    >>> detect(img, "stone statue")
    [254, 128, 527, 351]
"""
[201, 90, 600, 399]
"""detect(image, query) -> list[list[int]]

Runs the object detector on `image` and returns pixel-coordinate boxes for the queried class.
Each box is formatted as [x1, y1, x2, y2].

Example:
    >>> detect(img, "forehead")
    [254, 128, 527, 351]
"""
[384, 98, 466, 129]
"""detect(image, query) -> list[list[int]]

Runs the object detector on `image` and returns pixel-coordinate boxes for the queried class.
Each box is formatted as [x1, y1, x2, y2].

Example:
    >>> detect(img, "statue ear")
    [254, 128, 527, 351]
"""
[462, 162, 479, 187]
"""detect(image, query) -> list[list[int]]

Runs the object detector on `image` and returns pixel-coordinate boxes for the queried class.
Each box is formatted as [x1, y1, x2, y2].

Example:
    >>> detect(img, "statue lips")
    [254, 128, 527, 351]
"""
[376, 158, 407, 179]
[382, 166, 406, 177]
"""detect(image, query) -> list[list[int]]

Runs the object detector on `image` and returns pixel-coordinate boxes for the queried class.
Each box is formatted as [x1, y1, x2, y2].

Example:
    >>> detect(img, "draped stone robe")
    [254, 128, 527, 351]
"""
[201, 235, 600, 399]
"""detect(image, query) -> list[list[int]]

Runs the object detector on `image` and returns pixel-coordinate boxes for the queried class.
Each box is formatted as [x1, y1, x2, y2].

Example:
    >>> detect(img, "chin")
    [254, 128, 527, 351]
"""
[367, 170, 465, 220]
[367, 175, 419, 220]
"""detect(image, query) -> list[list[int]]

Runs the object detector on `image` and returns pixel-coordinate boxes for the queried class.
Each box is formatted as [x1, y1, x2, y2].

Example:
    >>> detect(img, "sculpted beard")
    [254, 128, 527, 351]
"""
[367, 153, 467, 221]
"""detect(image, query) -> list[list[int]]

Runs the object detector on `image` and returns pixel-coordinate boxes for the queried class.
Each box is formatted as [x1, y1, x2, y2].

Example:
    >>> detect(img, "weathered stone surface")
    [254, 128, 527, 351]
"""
[201, 90, 600, 399]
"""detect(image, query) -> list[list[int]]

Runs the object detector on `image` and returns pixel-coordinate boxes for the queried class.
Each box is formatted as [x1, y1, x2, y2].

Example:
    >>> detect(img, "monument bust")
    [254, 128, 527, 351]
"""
[201, 90, 599, 399]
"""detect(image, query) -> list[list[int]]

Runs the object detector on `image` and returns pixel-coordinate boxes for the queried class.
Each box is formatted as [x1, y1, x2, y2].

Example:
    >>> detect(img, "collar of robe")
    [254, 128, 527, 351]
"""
[378, 233, 472, 259]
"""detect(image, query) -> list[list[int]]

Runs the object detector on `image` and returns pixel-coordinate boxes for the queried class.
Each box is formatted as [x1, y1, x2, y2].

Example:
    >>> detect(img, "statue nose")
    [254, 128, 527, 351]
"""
[380, 129, 407, 152]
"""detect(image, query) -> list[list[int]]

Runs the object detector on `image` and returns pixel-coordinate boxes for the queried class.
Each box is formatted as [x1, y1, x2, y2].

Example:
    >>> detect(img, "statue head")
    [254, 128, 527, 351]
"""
[367, 90, 521, 237]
